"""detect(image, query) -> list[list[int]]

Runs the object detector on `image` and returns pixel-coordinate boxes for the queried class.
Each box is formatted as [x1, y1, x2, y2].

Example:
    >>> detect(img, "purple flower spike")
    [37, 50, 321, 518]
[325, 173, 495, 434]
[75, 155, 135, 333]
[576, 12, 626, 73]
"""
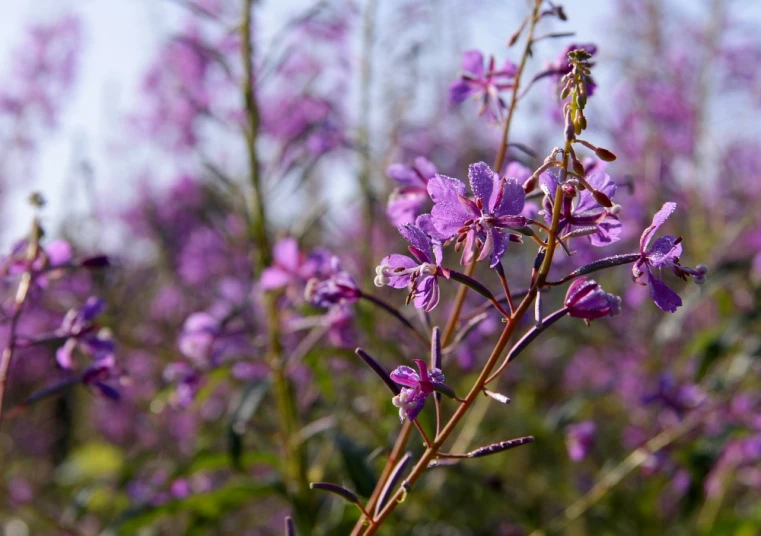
[305, 256, 360, 308]
[449, 50, 518, 119]
[429, 162, 527, 267]
[633, 203, 708, 313]
[386, 157, 437, 226]
[565, 277, 621, 321]
[375, 222, 446, 312]
[390, 359, 446, 422]
[540, 167, 622, 247]
[566, 421, 596, 462]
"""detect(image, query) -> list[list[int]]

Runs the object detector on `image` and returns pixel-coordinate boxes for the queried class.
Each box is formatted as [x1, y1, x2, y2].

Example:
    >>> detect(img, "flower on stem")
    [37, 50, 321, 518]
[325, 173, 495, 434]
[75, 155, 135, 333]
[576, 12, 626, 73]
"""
[429, 162, 527, 267]
[55, 297, 119, 399]
[305, 256, 360, 308]
[178, 312, 222, 366]
[374, 221, 446, 312]
[390, 359, 446, 422]
[632, 202, 707, 313]
[551, 44, 598, 97]
[449, 50, 517, 119]
[259, 237, 332, 297]
[541, 167, 622, 246]
[566, 420, 596, 462]
[564, 277, 621, 321]
[386, 157, 437, 226]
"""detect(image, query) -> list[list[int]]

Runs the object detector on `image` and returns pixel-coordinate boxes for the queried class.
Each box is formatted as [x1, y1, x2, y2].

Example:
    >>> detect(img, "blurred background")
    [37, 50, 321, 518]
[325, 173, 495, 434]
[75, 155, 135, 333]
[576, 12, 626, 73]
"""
[1, 0, 761, 534]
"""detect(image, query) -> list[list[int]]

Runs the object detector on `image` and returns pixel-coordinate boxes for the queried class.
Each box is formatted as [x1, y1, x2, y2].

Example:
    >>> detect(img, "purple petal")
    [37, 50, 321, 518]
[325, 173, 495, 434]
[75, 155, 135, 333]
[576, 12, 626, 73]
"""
[431, 201, 472, 238]
[390, 365, 420, 388]
[415, 214, 445, 265]
[575, 172, 616, 214]
[427, 174, 466, 204]
[273, 238, 300, 272]
[641, 202, 677, 253]
[381, 254, 417, 288]
[504, 161, 531, 183]
[468, 161, 496, 204]
[648, 272, 682, 313]
[461, 50, 484, 78]
[386, 189, 427, 226]
[398, 224, 434, 263]
[260, 266, 292, 290]
[387, 163, 423, 187]
[56, 338, 77, 369]
[413, 157, 437, 180]
[491, 177, 525, 217]
[647, 236, 682, 267]
[413, 276, 439, 311]
[46, 239, 73, 266]
[449, 80, 475, 104]
[588, 216, 623, 247]
[490, 229, 510, 267]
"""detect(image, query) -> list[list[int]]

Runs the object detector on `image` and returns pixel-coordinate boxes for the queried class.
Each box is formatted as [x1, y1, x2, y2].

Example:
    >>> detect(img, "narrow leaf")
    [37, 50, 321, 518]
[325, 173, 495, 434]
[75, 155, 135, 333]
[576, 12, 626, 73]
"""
[355, 348, 400, 395]
[375, 452, 412, 516]
[309, 482, 359, 504]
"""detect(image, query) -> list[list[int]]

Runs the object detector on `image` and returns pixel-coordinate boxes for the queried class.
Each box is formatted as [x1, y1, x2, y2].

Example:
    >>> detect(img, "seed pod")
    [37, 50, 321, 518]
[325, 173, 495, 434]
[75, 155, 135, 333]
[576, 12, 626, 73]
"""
[595, 147, 617, 162]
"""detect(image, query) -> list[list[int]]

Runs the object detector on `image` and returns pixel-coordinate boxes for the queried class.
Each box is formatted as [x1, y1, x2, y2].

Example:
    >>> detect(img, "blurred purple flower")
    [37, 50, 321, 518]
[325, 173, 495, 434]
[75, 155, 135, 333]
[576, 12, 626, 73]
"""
[386, 156, 437, 226]
[390, 359, 445, 422]
[566, 420, 596, 462]
[429, 161, 526, 267]
[178, 312, 222, 366]
[450, 50, 517, 119]
[304, 257, 360, 308]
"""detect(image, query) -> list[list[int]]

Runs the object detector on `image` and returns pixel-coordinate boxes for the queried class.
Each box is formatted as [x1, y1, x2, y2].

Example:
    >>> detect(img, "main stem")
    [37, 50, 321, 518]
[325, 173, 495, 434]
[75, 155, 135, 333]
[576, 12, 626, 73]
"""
[241, 1, 313, 529]
[364, 148, 568, 535]
[352, 4, 544, 532]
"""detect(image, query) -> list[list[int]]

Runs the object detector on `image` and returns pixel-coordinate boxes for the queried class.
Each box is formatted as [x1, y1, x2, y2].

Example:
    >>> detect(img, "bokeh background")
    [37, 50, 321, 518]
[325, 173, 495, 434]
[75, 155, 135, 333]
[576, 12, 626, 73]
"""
[1, 0, 761, 534]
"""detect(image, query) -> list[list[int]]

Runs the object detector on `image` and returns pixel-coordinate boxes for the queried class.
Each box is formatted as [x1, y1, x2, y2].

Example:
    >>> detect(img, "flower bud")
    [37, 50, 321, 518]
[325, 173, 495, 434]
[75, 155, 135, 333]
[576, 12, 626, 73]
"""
[565, 277, 621, 320]
[594, 147, 617, 162]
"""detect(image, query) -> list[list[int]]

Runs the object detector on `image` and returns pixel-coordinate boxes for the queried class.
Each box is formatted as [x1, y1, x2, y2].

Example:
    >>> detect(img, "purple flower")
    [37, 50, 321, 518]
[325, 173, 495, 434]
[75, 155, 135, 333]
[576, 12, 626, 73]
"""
[449, 50, 517, 119]
[178, 312, 222, 366]
[429, 161, 527, 267]
[632, 203, 707, 312]
[566, 420, 596, 462]
[541, 168, 621, 246]
[564, 278, 621, 321]
[305, 257, 360, 308]
[164, 362, 202, 408]
[375, 220, 446, 311]
[386, 157, 437, 226]
[390, 359, 445, 422]
[55, 297, 107, 369]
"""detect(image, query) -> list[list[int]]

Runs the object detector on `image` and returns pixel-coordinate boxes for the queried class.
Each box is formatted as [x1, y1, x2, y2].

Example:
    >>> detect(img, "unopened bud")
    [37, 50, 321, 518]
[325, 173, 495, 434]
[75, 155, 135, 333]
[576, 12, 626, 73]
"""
[523, 174, 538, 193]
[572, 158, 584, 176]
[595, 147, 617, 162]
[696, 264, 709, 275]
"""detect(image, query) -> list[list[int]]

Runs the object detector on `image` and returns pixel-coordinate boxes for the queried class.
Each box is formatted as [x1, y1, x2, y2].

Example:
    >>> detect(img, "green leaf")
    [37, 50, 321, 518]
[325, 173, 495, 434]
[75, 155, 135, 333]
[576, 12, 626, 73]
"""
[335, 433, 376, 498]
[227, 381, 270, 470]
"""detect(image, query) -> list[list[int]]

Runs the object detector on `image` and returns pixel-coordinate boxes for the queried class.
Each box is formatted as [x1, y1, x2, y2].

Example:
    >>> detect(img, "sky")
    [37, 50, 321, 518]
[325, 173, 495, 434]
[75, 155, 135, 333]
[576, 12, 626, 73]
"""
[0, 0, 615, 248]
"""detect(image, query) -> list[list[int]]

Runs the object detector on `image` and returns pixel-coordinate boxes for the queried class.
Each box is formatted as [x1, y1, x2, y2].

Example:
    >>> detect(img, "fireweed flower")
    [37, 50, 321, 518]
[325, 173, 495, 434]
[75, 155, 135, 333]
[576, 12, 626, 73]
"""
[633, 202, 707, 312]
[386, 156, 437, 226]
[304, 256, 360, 308]
[429, 161, 527, 267]
[449, 50, 517, 119]
[178, 312, 222, 366]
[390, 359, 446, 422]
[260, 237, 333, 297]
[549, 43, 598, 96]
[566, 421, 596, 462]
[374, 222, 445, 312]
[55, 297, 119, 399]
[541, 168, 622, 246]
[564, 277, 621, 321]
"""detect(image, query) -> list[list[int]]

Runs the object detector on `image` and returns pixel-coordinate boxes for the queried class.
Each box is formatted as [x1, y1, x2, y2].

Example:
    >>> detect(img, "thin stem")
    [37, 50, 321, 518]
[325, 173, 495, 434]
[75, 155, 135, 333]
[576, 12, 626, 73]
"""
[493, 0, 544, 173]
[360, 292, 429, 347]
[412, 419, 433, 448]
[441, 259, 476, 347]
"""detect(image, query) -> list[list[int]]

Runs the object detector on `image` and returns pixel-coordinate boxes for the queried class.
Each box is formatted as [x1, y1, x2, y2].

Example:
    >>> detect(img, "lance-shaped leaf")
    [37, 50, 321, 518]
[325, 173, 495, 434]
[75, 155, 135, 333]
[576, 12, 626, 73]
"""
[447, 269, 500, 304]
[375, 452, 412, 516]
[228, 381, 270, 470]
[467, 436, 535, 458]
[335, 433, 376, 497]
[284, 516, 296, 536]
[355, 348, 400, 395]
[309, 482, 359, 504]
[549, 253, 640, 285]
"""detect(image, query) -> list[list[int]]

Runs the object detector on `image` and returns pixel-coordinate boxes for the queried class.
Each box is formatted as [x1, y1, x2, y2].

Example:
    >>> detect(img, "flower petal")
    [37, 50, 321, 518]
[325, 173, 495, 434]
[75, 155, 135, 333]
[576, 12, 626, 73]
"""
[648, 272, 682, 313]
[398, 224, 434, 263]
[390, 366, 420, 388]
[641, 202, 676, 253]
[427, 174, 466, 204]
[491, 177, 525, 217]
[468, 161, 496, 205]
[647, 235, 682, 267]
[431, 201, 472, 238]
